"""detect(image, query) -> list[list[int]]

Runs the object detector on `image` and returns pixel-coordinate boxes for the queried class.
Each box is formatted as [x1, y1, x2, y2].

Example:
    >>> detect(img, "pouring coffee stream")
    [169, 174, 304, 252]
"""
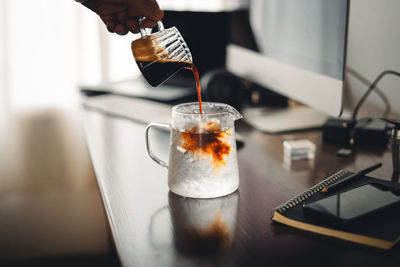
[190, 64, 203, 114]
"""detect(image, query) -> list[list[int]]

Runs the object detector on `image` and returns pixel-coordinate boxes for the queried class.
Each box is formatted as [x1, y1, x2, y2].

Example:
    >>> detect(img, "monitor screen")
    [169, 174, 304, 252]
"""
[226, 0, 349, 132]
[250, 0, 347, 81]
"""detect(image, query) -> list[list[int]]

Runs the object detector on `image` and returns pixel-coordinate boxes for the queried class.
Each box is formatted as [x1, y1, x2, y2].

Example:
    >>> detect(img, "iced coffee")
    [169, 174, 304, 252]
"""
[168, 118, 240, 198]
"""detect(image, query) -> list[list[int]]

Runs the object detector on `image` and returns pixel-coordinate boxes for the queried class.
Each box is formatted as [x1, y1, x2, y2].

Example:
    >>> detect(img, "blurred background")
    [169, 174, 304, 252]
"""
[0, 0, 138, 266]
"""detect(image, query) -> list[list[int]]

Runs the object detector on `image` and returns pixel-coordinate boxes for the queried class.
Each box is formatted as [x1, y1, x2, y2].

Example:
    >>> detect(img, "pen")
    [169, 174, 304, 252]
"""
[321, 162, 382, 194]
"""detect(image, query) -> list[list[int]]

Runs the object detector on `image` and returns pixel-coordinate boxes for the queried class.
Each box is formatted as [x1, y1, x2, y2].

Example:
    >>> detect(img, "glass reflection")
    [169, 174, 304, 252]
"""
[282, 156, 315, 172]
[168, 191, 239, 257]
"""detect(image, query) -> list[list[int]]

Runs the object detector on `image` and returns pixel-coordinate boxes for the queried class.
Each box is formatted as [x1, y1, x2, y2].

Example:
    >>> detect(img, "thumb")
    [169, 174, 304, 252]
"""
[128, 0, 164, 22]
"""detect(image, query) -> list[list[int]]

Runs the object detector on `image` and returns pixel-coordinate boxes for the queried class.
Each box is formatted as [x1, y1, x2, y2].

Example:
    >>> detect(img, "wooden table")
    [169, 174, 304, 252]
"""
[82, 96, 400, 267]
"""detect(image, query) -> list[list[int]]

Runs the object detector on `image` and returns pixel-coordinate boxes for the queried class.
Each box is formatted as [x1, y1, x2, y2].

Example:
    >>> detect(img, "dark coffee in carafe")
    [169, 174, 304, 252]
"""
[131, 22, 193, 86]
[135, 60, 191, 87]
[131, 22, 203, 112]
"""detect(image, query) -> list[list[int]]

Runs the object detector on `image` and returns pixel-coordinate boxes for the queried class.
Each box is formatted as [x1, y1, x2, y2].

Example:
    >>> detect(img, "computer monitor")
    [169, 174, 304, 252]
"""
[227, 0, 349, 133]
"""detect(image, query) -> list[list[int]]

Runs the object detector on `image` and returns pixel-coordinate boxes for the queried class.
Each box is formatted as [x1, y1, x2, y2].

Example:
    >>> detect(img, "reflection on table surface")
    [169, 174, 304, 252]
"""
[83, 103, 400, 267]
[168, 191, 239, 257]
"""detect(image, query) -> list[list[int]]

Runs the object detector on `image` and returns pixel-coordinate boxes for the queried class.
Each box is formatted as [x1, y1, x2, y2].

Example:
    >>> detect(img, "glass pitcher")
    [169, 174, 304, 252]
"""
[145, 102, 243, 198]
[131, 21, 193, 87]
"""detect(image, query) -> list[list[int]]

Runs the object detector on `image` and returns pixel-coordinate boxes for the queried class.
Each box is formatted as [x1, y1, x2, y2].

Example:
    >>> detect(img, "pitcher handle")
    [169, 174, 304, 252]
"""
[145, 122, 170, 168]
[139, 19, 165, 36]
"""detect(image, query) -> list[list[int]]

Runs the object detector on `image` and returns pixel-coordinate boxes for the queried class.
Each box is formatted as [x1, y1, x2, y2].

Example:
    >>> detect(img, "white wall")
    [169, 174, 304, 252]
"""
[344, 0, 400, 118]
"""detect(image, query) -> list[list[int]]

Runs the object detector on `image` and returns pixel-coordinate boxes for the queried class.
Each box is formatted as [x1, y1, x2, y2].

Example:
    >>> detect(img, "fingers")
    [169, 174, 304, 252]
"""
[116, 11, 127, 21]
[96, 3, 127, 16]
[103, 19, 129, 35]
[95, 0, 164, 35]
[145, 2, 164, 22]
[126, 19, 139, 34]
[140, 18, 157, 29]
[101, 12, 131, 35]
[107, 21, 116, 32]
[114, 24, 129, 35]
[127, 1, 164, 23]
[101, 14, 157, 35]
[114, 11, 130, 34]
[100, 15, 115, 32]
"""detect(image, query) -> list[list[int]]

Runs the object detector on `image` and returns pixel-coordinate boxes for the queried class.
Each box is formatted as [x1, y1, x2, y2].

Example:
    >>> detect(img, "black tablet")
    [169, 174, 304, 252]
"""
[303, 183, 400, 224]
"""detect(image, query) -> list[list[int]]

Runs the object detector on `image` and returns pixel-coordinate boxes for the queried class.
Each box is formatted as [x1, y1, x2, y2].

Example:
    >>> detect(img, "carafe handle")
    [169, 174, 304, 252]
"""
[139, 19, 165, 37]
[145, 122, 170, 168]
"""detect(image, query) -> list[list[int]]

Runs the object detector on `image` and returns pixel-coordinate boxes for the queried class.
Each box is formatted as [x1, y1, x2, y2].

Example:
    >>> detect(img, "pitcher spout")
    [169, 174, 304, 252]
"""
[224, 105, 243, 121]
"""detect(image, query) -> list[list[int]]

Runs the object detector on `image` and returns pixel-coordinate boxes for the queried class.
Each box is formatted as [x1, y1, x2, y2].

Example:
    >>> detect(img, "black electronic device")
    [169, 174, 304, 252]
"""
[323, 70, 400, 147]
[200, 68, 288, 110]
[273, 169, 400, 249]
[322, 118, 353, 145]
[200, 68, 246, 110]
[303, 183, 400, 224]
[322, 117, 389, 146]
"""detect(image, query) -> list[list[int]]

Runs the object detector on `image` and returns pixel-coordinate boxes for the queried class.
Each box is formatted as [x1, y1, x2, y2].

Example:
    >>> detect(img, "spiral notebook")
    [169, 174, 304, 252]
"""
[272, 170, 400, 250]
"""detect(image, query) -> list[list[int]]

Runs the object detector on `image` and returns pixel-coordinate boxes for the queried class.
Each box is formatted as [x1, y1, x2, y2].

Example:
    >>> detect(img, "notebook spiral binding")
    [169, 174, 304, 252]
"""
[274, 170, 350, 213]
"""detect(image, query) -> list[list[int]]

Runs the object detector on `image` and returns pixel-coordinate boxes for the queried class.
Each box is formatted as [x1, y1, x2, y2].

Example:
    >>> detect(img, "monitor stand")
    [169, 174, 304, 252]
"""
[242, 105, 329, 133]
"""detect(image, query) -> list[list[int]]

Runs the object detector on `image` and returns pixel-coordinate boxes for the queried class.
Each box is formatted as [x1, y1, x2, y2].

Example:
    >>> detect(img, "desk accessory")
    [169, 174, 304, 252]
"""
[335, 148, 353, 157]
[321, 162, 382, 193]
[272, 170, 400, 249]
[323, 70, 400, 147]
[322, 117, 388, 146]
[381, 118, 400, 182]
[283, 139, 316, 161]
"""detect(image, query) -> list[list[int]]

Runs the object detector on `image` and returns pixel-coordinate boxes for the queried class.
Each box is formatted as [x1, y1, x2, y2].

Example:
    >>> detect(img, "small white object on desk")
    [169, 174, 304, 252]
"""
[283, 139, 316, 160]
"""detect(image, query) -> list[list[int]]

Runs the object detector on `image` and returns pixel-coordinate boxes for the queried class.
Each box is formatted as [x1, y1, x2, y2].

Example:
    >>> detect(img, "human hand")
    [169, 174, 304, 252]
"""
[81, 0, 164, 35]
